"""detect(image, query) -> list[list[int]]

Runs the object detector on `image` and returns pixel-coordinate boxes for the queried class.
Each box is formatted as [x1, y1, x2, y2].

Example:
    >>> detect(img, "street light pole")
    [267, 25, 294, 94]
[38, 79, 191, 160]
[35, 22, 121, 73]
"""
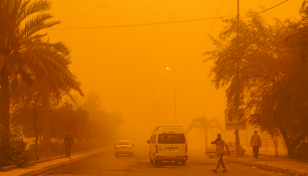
[173, 70, 177, 126]
[167, 67, 177, 126]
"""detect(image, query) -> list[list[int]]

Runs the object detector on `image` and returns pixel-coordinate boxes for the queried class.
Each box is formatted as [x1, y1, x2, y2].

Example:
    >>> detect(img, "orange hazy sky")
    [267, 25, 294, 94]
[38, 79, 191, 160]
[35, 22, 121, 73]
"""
[43, 0, 303, 140]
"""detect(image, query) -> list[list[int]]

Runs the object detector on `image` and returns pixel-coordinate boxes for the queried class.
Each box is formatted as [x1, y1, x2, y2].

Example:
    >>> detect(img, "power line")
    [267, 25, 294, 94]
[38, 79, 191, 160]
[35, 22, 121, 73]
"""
[179, 0, 224, 76]
[48, 15, 235, 30]
[245, 0, 289, 18]
[47, 0, 290, 30]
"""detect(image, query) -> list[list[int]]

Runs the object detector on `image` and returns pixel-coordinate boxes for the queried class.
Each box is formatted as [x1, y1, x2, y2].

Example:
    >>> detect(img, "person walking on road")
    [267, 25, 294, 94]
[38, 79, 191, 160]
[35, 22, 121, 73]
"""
[211, 134, 231, 173]
[250, 131, 262, 159]
[64, 130, 74, 159]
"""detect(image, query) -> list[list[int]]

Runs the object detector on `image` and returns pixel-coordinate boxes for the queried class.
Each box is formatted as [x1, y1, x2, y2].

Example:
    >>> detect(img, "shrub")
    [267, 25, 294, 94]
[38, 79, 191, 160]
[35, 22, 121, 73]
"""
[0, 126, 33, 167]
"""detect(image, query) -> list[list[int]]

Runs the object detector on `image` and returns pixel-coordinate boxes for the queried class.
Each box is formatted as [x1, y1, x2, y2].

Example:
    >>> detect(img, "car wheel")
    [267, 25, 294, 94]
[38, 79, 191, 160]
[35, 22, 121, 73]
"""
[180, 160, 186, 166]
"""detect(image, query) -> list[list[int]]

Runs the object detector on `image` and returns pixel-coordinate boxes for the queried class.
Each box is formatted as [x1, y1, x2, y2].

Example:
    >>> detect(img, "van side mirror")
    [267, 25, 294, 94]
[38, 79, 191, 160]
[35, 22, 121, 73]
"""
[147, 140, 150, 144]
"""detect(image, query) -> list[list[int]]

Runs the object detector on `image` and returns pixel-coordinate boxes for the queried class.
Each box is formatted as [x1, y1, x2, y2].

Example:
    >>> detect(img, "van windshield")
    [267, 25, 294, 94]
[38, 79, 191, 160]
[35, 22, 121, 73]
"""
[158, 134, 185, 144]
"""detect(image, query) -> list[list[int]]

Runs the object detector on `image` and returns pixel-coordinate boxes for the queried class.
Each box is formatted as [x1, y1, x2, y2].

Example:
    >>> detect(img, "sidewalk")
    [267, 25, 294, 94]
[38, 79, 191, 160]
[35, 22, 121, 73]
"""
[1, 147, 111, 176]
[225, 154, 308, 176]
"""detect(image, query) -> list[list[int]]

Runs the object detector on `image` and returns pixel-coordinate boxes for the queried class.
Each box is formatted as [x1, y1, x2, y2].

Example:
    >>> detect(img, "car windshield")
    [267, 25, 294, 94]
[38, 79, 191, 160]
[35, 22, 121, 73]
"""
[158, 134, 185, 144]
[118, 142, 130, 145]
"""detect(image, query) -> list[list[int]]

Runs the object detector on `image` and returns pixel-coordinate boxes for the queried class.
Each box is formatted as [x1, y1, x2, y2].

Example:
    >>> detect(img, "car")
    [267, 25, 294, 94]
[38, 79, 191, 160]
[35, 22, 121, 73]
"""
[147, 126, 188, 166]
[115, 140, 134, 156]
[205, 142, 246, 158]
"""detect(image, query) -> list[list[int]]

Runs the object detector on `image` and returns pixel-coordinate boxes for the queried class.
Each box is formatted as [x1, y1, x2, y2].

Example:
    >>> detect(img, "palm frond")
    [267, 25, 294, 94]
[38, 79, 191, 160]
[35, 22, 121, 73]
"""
[21, 13, 59, 38]
[17, 38, 84, 98]
[16, 0, 51, 26]
[27, 33, 47, 41]
[0, 0, 21, 34]
[208, 123, 226, 137]
[9, 67, 33, 91]
[8, 0, 21, 30]
[16, 0, 31, 21]
[186, 116, 207, 134]
[17, 68, 34, 86]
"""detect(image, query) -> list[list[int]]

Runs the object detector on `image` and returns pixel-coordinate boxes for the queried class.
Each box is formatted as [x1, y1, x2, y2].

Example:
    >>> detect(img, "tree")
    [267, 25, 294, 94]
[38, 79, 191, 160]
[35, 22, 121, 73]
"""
[186, 115, 225, 147]
[65, 92, 125, 141]
[0, 0, 84, 155]
[206, 9, 308, 158]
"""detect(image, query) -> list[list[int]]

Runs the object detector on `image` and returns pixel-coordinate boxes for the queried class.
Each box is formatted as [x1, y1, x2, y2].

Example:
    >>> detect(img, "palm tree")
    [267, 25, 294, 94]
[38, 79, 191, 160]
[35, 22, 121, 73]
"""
[187, 115, 225, 148]
[0, 0, 84, 155]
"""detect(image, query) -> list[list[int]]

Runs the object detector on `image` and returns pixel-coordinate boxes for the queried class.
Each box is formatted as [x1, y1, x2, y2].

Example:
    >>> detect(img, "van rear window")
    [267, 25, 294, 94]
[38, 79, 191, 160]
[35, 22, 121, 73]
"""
[158, 134, 185, 144]
[118, 142, 130, 145]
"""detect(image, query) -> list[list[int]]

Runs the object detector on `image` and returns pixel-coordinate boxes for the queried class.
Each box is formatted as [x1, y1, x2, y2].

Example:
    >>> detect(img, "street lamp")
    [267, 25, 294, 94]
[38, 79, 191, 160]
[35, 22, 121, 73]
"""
[167, 67, 177, 126]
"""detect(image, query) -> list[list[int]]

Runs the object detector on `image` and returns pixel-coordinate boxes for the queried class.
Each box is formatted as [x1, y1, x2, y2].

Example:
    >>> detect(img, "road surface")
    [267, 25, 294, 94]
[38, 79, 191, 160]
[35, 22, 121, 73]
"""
[41, 147, 289, 176]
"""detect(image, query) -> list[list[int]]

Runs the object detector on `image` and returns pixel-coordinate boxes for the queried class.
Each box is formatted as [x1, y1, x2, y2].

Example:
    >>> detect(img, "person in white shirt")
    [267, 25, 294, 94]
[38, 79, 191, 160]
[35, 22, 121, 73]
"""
[211, 134, 230, 173]
[250, 131, 262, 159]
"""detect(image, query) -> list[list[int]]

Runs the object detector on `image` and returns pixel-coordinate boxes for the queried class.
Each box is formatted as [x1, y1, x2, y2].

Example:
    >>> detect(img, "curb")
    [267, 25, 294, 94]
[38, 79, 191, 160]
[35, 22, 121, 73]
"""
[1, 148, 106, 172]
[19, 149, 105, 176]
[2, 147, 112, 176]
[225, 157, 308, 176]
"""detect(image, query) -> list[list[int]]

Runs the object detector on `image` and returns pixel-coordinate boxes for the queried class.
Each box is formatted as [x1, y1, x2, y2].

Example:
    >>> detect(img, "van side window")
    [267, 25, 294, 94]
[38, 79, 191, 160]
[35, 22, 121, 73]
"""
[151, 134, 157, 144]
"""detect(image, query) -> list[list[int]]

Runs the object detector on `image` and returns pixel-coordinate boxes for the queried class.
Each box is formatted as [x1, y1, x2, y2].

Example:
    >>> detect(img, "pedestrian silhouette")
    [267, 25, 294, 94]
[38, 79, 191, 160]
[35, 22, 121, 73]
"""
[64, 130, 74, 159]
[250, 131, 262, 159]
[211, 134, 230, 173]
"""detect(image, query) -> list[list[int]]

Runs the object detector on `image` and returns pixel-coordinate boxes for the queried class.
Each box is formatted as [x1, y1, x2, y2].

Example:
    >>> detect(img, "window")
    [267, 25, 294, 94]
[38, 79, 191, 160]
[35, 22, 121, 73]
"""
[151, 134, 157, 144]
[118, 142, 130, 145]
[158, 134, 185, 144]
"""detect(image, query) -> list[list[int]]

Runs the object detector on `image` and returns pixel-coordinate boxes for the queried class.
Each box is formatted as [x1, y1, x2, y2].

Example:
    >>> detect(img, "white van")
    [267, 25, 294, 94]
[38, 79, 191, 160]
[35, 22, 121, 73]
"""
[147, 126, 188, 165]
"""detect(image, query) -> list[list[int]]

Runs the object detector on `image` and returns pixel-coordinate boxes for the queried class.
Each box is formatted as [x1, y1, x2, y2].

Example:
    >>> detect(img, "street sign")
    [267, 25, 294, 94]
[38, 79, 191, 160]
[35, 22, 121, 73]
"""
[225, 108, 246, 130]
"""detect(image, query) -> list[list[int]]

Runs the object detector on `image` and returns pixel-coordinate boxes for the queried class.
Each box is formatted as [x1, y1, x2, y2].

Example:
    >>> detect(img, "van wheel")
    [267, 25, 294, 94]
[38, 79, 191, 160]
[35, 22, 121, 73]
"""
[180, 160, 186, 166]
[154, 160, 161, 166]
[149, 153, 153, 163]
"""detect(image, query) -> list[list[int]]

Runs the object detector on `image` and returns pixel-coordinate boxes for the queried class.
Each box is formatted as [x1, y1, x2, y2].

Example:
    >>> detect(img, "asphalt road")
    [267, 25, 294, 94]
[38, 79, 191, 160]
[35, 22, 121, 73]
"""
[41, 148, 289, 176]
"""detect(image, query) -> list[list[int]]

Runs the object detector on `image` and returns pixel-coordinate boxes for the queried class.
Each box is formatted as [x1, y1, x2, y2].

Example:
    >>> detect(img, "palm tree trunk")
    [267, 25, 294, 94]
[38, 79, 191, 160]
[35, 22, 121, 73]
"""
[34, 92, 40, 160]
[41, 90, 51, 156]
[204, 130, 209, 148]
[0, 66, 10, 133]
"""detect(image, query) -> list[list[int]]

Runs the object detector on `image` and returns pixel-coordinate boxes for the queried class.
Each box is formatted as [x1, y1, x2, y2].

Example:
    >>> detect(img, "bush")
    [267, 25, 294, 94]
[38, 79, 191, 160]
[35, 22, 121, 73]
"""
[0, 126, 33, 167]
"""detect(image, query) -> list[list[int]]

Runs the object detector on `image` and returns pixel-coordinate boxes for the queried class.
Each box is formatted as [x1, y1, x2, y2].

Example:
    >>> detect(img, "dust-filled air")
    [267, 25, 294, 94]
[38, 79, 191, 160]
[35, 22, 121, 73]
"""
[0, 0, 308, 176]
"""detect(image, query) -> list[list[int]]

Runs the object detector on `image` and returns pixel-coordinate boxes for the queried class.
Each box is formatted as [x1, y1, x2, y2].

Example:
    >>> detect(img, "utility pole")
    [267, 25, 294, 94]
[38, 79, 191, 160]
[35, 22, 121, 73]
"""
[235, 0, 241, 157]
